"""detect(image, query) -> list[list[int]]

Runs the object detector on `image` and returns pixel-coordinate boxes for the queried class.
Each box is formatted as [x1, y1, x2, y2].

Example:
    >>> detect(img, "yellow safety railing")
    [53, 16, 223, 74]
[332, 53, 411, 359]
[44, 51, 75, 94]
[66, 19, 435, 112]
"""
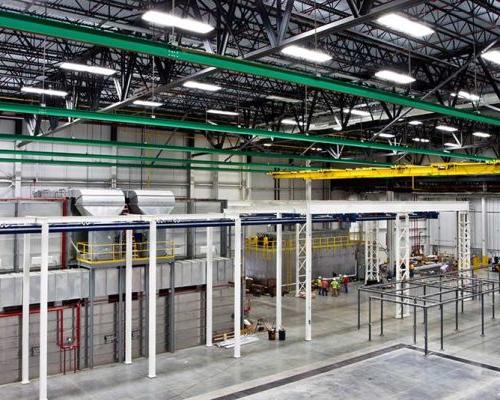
[245, 234, 360, 257]
[76, 240, 175, 265]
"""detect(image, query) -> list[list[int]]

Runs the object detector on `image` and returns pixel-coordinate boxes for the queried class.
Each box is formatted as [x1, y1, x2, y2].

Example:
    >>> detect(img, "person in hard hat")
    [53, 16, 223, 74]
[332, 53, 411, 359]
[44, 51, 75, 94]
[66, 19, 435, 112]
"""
[342, 275, 350, 294]
[330, 275, 340, 297]
[315, 276, 323, 295]
[321, 277, 330, 296]
[263, 235, 269, 249]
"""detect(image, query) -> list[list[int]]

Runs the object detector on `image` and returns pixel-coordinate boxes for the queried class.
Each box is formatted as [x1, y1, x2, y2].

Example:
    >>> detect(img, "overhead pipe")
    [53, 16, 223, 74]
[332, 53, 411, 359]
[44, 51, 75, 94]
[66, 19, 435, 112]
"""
[0, 11, 499, 128]
[0, 133, 389, 167]
[0, 102, 492, 162]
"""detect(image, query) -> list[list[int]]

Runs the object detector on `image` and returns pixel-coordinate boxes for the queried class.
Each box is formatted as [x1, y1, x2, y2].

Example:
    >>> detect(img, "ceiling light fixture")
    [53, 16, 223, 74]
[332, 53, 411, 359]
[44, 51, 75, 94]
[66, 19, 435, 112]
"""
[481, 49, 500, 65]
[206, 109, 239, 116]
[60, 62, 117, 76]
[451, 91, 480, 102]
[183, 81, 221, 91]
[473, 132, 491, 138]
[142, 10, 214, 34]
[281, 45, 332, 63]
[281, 118, 303, 126]
[378, 132, 395, 138]
[349, 109, 371, 117]
[436, 125, 458, 132]
[409, 120, 423, 126]
[265, 95, 302, 104]
[132, 100, 163, 107]
[412, 137, 430, 143]
[21, 87, 68, 97]
[444, 142, 461, 148]
[377, 13, 434, 38]
[263, 143, 272, 147]
[375, 70, 416, 84]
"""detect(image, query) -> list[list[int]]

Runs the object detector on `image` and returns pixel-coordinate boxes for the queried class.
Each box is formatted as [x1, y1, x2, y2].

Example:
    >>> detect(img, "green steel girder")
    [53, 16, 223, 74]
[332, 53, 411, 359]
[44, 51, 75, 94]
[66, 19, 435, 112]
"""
[0, 102, 494, 162]
[1, 11, 500, 127]
[0, 148, 317, 171]
[0, 133, 389, 167]
[0, 156, 268, 174]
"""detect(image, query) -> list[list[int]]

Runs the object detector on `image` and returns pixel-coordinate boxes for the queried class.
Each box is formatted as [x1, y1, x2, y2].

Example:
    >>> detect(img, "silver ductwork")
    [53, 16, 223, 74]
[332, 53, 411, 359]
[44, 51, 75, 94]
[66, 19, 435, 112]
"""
[126, 190, 175, 215]
[71, 188, 125, 217]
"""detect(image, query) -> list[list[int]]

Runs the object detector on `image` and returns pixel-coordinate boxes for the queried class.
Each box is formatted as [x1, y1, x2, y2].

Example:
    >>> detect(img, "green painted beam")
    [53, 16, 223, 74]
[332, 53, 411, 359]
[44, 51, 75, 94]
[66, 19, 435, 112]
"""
[0, 156, 269, 174]
[1, 11, 500, 127]
[0, 148, 317, 171]
[0, 102, 493, 162]
[0, 133, 389, 167]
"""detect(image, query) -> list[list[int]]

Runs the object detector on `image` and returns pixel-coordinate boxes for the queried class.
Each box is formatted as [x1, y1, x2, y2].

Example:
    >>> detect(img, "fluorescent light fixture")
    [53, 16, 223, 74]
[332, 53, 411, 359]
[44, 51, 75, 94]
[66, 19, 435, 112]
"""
[412, 137, 430, 143]
[473, 131, 491, 138]
[444, 142, 461, 148]
[133, 100, 163, 107]
[206, 109, 239, 116]
[436, 125, 458, 132]
[266, 95, 302, 104]
[60, 62, 116, 76]
[378, 132, 395, 138]
[281, 118, 303, 126]
[377, 13, 434, 38]
[21, 87, 68, 97]
[281, 45, 332, 63]
[409, 120, 423, 126]
[263, 143, 272, 147]
[142, 10, 214, 34]
[315, 147, 323, 151]
[375, 70, 416, 84]
[482, 49, 500, 65]
[349, 109, 371, 117]
[451, 91, 480, 102]
[183, 81, 221, 91]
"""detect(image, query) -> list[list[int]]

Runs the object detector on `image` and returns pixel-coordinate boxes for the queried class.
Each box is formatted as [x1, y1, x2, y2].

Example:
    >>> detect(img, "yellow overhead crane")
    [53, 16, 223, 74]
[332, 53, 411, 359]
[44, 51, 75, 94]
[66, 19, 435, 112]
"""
[269, 161, 500, 180]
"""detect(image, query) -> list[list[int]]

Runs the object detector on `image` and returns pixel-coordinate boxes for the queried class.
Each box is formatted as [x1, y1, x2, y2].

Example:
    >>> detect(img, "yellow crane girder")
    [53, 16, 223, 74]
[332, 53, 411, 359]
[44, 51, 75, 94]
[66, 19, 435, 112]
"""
[269, 161, 500, 180]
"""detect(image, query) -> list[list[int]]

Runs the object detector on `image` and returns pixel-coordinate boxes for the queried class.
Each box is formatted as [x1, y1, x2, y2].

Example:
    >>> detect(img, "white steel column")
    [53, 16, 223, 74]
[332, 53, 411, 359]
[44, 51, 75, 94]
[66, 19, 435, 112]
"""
[295, 223, 300, 294]
[233, 217, 242, 358]
[21, 234, 31, 384]
[364, 221, 380, 284]
[305, 179, 312, 341]
[276, 213, 282, 330]
[295, 223, 306, 295]
[394, 214, 410, 318]
[458, 211, 471, 279]
[124, 230, 133, 364]
[39, 221, 49, 400]
[148, 220, 157, 378]
[206, 227, 213, 347]
[481, 198, 487, 258]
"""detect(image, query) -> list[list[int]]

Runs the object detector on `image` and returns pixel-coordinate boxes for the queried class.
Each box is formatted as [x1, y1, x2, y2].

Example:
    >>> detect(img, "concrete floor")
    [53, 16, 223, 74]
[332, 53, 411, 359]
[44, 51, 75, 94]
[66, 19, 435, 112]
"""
[2, 278, 500, 400]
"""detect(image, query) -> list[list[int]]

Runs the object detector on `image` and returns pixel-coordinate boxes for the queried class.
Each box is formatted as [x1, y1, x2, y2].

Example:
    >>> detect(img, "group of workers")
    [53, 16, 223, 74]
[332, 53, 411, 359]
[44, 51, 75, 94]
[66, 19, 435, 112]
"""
[315, 274, 349, 297]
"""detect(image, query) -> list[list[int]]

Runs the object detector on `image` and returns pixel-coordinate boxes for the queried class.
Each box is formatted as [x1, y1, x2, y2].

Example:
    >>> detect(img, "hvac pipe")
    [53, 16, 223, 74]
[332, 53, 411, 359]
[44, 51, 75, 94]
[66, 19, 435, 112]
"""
[0, 133, 387, 168]
[1, 11, 500, 128]
[21, 234, 30, 384]
[0, 102, 492, 163]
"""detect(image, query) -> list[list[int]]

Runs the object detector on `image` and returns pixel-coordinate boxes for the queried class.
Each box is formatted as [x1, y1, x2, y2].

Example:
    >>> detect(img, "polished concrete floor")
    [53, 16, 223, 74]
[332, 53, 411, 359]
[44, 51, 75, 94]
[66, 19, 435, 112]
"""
[2, 278, 500, 400]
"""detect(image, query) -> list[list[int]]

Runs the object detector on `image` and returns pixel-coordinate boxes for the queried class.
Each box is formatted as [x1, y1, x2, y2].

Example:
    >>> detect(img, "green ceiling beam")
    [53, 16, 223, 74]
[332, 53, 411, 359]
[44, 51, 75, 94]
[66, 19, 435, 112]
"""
[1, 11, 500, 127]
[0, 148, 317, 171]
[0, 133, 389, 167]
[0, 102, 493, 162]
[0, 156, 269, 174]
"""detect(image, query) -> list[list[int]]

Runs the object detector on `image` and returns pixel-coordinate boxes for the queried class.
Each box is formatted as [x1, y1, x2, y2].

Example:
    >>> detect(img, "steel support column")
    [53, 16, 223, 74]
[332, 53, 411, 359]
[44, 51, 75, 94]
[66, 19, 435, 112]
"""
[125, 230, 133, 364]
[364, 221, 380, 284]
[39, 221, 49, 400]
[458, 211, 471, 281]
[394, 213, 410, 318]
[305, 179, 312, 341]
[21, 234, 31, 384]
[148, 220, 157, 378]
[276, 213, 283, 330]
[234, 217, 242, 358]
[206, 227, 213, 347]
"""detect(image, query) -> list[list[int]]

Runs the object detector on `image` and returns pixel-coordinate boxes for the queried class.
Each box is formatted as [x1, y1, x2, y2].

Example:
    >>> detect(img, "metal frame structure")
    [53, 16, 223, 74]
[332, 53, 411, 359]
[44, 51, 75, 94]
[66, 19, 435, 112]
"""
[394, 213, 411, 318]
[364, 220, 380, 284]
[0, 199, 468, 400]
[358, 272, 499, 355]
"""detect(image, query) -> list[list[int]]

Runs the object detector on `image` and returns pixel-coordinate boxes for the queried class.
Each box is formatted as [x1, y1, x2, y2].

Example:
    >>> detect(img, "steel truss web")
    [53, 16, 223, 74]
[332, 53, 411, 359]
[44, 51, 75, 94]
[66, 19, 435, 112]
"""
[458, 211, 472, 281]
[295, 222, 307, 294]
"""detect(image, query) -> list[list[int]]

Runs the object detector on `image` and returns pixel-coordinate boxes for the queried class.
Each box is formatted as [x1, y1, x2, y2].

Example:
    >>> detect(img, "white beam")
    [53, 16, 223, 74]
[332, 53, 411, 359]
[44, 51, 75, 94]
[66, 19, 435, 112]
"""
[276, 213, 282, 330]
[21, 233, 31, 384]
[233, 218, 242, 358]
[481, 198, 487, 258]
[39, 222, 49, 400]
[206, 227, 213, 347]
[125, 229, 133, 365]
[305, 179, 312, 341]
[148, 220, 157, 378]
